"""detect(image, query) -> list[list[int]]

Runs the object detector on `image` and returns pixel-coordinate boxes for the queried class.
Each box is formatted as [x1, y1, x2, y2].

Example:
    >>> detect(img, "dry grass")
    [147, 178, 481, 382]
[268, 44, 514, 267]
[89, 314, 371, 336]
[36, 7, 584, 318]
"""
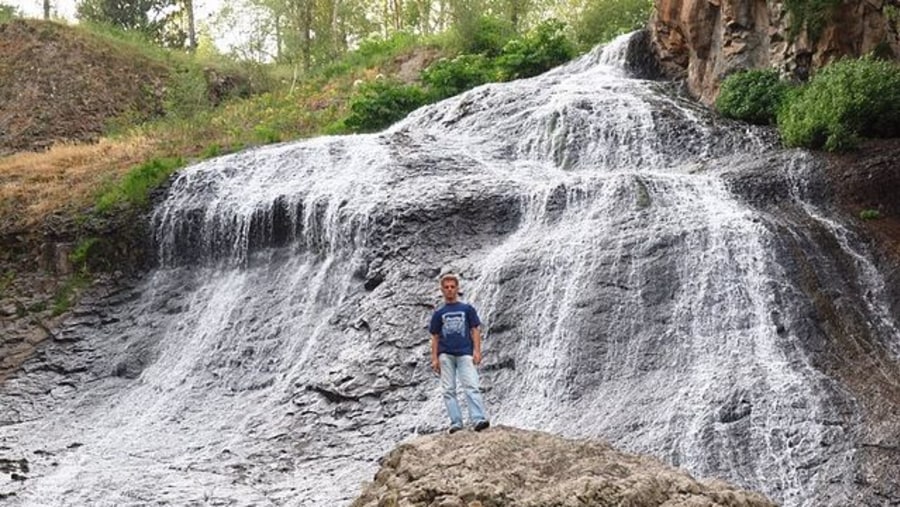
[0, 136, 157, 232]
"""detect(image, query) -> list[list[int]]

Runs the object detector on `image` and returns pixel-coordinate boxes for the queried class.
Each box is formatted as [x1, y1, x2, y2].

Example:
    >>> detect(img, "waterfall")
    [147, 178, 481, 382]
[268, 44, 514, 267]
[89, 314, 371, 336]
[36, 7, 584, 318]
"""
[2, 33, 898, 507]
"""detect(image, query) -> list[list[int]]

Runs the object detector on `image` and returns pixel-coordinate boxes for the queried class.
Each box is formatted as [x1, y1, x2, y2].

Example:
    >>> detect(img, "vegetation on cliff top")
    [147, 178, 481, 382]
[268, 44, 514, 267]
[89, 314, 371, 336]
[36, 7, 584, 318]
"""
[717, 56, 900, 152]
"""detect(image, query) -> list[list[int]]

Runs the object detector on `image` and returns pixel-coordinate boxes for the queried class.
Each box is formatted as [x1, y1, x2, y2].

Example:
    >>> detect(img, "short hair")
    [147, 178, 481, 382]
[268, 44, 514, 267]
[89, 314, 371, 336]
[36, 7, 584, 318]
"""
[439, 273, 460, 286]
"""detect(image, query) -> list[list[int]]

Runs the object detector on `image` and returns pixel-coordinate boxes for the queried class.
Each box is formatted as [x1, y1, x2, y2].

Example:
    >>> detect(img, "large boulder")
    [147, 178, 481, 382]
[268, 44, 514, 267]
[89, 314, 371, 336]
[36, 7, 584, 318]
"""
[352, 426, 776, 507]
[649, 0, 900, 104]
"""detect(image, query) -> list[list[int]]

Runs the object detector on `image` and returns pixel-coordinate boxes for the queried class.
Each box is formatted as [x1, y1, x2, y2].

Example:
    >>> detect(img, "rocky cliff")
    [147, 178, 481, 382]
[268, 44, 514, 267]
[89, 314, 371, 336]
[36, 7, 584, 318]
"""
[650, 0, 900, 103]
[351, 426, 777, 507]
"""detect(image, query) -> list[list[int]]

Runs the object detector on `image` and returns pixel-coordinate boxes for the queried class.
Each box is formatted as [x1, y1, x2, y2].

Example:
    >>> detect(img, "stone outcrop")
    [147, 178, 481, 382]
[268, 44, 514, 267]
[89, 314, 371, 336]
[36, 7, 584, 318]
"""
[650, 0, 900, 103]
[351, 426, 776, 507]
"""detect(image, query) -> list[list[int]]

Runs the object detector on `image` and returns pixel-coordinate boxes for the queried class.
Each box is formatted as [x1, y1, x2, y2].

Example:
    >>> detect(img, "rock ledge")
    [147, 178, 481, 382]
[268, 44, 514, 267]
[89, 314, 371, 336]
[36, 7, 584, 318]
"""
[352, 426, 776, 507]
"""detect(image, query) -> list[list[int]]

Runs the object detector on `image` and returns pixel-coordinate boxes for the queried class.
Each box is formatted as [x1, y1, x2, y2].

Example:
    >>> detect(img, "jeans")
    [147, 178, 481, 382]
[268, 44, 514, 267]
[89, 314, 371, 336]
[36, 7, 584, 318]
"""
[439, 353, 488, 428]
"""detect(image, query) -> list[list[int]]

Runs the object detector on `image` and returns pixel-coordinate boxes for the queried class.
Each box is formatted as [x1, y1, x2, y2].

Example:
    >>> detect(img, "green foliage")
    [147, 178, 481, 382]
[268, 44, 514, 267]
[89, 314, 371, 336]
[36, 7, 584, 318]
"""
[777, 56, 900, 151]
[253, 125, 281, 143]
[165, 66, 212, 119]
[455, 15, 517, 57]
[716, 69, 792, 125]
[0, 2, 21, 22]
[422, 54, 497, 99]
[859, 209, 882, 220]
[782, 0, 842, 41]
[357, 31, 420, 61]
[343, 79, 429, 132]
[319, 31, 422, 80]
[77, 0, 178, 47]
[96, 157, 184, 212]
[496, 19, 576, 80]
[574, 0, 653, 48]
[201, 143, 222, 158]
[69, 237, 103, 273]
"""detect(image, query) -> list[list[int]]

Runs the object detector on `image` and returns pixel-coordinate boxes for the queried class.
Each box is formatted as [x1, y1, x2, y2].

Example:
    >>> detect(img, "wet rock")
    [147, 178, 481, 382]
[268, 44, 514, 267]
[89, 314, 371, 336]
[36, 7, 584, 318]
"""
[719, 396, 752, 424]
[352, 426, 776, 507]
[0, 458, 28, 474]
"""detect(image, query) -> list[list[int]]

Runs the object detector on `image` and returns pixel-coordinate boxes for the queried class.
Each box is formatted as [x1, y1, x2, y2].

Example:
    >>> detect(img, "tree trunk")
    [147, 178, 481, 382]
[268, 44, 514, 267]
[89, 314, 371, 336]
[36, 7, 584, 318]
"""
[185, 0, 196, 50]
[43, 0, 50, 19]
[303, 0, 313, 72]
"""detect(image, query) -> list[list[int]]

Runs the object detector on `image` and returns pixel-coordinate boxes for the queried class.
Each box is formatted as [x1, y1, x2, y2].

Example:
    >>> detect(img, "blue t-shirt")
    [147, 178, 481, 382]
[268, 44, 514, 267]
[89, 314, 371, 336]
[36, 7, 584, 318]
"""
[429, 302, 481, 356]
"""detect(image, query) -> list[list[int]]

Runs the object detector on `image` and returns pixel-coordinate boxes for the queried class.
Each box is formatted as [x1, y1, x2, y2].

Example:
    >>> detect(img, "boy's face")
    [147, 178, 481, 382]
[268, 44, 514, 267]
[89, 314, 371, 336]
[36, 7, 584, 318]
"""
[441, 279, 459, 302]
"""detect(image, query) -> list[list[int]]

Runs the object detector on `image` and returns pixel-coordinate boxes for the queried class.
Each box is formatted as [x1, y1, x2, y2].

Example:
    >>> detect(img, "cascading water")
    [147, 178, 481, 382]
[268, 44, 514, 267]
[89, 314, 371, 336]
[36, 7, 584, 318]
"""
[2, 33, 898, 506]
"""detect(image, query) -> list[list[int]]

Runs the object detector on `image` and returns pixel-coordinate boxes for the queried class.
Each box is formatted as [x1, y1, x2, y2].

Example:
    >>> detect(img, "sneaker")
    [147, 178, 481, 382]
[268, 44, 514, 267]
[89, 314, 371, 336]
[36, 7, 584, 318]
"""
[473, 420, 490, 432]
[448, 425, 463, 434]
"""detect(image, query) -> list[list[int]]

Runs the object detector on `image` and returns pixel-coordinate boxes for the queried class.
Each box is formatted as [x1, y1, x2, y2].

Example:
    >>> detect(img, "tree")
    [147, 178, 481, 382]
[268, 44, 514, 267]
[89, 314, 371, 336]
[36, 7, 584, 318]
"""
[77, 0, 176, 45]
[183, 0, 196, 50]
[0, 3, 21, 21]
[571, 0, 652, 47]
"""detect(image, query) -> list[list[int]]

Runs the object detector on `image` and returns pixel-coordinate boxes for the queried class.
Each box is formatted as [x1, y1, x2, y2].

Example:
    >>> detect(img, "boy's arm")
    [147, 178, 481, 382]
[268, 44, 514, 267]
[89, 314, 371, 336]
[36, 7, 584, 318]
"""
[472, 326, 482, 365]
[431, 334, 441, 373]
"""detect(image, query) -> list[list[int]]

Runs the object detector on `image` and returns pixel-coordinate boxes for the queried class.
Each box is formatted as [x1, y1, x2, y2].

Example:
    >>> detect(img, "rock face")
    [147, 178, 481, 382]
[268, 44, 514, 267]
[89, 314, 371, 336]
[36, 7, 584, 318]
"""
[352, 426, 776, 507]
[650, 0, 900, 103]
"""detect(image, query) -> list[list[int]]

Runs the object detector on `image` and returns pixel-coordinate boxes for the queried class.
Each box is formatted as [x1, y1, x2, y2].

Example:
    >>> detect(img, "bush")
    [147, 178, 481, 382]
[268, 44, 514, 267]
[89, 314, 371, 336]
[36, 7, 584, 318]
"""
[574, 0, 653, 48]
[458, 15, 517, 57]
[165, 65, 212, 119]
[496, 19, 577, 80]
[716, 69, 792, 125]
[422, 54, 497, 99]
[343, 79, 429, 132]
[777, 56, 900, 151]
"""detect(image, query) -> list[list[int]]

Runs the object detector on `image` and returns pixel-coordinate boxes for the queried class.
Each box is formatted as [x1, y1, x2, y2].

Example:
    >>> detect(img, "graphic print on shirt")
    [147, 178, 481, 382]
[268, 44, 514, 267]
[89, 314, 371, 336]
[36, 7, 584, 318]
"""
[442, 311, 467, 338]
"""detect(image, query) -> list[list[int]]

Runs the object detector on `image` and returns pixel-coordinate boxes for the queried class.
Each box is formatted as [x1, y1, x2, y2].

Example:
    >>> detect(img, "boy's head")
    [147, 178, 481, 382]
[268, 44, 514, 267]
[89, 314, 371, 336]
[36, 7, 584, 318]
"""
[440, 273, 460, 302]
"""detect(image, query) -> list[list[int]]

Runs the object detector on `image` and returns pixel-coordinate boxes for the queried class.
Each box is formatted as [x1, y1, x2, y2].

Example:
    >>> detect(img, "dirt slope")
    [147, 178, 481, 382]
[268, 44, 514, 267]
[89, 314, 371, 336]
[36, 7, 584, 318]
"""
[0, 19, 168, 155]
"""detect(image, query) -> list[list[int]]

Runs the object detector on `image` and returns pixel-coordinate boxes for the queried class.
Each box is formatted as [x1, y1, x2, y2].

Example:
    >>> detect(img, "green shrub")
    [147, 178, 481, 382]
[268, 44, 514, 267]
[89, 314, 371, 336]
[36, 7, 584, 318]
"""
[496, 19, 577, 80]
[574, 0, 653, 48]
[165, 65, 212, 119]
[422, 54, 497, 99]
[96, 157, 184, 212]
[777, 56, 900, 151]
[343, 79, 429, 132]
[458, 15, 517, 57]
[70, 237, 99, 272]
[253, 125, 281, 143]
[201, 143, 221, 158]
[859, 209, 881, 220]
[716, 69, 792, 125]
